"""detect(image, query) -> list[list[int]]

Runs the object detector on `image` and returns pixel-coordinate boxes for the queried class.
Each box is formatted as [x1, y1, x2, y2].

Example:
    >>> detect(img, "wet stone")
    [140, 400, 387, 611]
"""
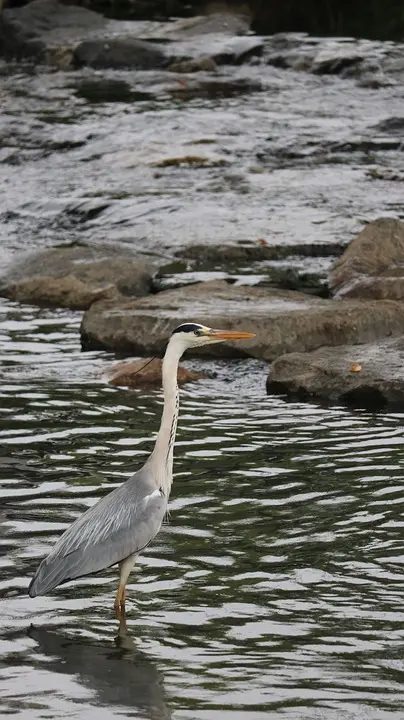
[213, 36, 264, 65]
[330, 218, 404, 300]
[311, 48, 366, 75]
[0, 0, 106, 63]
[151, 155, 228, 169]
[62, 199, 110, 223]
[0, 0, 167, 69]
[256, 267, 329, 297]
[366, 167, 404, 182]
[3, 274, 119, 310]
[74, 37, 167, 70]
[255, 131, 404, 170]
[267, 337, 404, 411]
[73, 79, 154, 103]
[262, 34, 404, 85]
[153, 11, 262, 68]
[0, 1, 258, 70]
[107, 357, 206, 387]
[169, 75, 263, 100]
[168, 57, 218, 73]
[372, 117, 404, 135]
[0, 244, 155, 310]
[80, 279, 404, 360]
[177, 242, 345, 266]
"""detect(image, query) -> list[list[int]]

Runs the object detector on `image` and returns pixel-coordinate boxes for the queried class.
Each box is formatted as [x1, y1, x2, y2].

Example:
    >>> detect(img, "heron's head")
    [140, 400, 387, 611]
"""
[169, 323, 255, 350]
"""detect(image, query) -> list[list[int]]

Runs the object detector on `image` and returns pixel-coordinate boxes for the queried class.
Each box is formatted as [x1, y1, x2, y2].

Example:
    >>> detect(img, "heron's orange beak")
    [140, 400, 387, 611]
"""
[206, 328, 256, 340]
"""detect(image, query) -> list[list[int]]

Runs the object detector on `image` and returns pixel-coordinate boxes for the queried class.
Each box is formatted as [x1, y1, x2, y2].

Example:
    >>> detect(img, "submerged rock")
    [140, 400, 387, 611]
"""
[74, 37, 166, 70]
[151, 154, 228, 168]
[107, 357, 206, 387]
[263, 34, 404, 85]
[330, 218, 404, 300]
[177, 241, 345, 265]
[0, 244, 154, 310]
[141, 9, 261, 68]
[80, 279, 404, 359]
[168, 56, 218, 73]
[311, 45, 366, 75]
[0, 0, 166, 68]
[149, 10, 265, 73]
[73, 78, 153, 103]
[213, 35, 264, 65]
[366, 167, 404, 182]
[168, 75, 262, 100]
[267, 337, 404, 410]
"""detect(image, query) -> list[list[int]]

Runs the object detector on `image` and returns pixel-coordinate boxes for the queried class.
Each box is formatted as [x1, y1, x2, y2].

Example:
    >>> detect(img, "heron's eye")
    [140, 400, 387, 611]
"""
[194, 329, 203, 337]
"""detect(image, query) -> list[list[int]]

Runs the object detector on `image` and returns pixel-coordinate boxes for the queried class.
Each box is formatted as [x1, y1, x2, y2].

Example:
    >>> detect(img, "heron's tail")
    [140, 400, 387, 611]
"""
[28, 575, 39, 597]
[28, 562, 48, 597]
[28, 556, 62, 597]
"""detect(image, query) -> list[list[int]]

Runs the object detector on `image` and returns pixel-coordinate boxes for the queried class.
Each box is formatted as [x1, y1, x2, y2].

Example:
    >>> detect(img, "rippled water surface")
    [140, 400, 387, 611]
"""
[1, 296, 404, 719]
[1, 37, 403, 260]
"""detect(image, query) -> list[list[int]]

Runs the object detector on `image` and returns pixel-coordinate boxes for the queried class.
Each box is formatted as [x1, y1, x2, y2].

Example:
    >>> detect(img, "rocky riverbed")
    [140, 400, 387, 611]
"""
[1, 1, 404, 408]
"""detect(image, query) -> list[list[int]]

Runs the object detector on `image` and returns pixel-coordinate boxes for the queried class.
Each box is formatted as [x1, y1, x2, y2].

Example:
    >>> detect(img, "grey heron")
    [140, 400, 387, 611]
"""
[28, 322, 255, 611]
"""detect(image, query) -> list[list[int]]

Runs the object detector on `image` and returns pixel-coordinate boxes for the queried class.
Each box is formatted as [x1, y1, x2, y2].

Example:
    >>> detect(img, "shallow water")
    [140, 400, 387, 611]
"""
[1, 296, 404, 719]
[1, 36, 403, 262]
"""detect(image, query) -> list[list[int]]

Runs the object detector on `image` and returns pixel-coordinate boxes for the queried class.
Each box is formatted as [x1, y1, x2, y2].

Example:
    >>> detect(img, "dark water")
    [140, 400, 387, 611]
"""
[1, 296, 404, 719]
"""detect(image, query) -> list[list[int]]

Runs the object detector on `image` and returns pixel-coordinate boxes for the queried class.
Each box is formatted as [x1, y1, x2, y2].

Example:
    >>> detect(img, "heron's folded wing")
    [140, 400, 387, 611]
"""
[28, 475, 166, 597]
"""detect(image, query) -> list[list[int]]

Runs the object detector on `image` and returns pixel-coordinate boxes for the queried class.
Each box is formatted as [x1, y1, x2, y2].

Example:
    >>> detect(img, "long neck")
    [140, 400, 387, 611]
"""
[146, 342, 181, 496]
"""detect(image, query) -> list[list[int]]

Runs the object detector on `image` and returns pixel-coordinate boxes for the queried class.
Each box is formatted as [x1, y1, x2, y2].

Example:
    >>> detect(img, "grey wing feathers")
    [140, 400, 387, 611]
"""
[28, 469, 166, 597]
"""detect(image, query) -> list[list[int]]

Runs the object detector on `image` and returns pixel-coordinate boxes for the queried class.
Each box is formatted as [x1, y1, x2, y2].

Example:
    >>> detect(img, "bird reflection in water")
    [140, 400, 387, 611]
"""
[28, 609, 171, 720]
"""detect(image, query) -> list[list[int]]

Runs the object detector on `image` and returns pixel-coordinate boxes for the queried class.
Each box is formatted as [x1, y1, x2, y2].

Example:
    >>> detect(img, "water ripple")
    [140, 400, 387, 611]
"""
[1, 297, 404, 718]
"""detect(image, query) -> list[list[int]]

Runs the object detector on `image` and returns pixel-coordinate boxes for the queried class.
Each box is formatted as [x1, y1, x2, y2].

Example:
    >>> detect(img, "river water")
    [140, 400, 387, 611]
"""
[1, 297, 404, 719]
[1, 34, 404, 261]
[1, 26, 404, 720]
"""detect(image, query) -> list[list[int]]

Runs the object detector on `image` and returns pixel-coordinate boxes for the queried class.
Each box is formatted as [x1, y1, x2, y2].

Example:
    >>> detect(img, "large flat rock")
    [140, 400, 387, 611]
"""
[267, 337, 404, 410]
[0, 244, 154, 310]
[329, 218, 404, 300]
[80, 279, 404, 359]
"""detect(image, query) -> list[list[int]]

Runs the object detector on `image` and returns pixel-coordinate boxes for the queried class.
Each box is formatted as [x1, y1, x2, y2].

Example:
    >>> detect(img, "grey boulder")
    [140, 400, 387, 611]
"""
[0, 244, 154, 310]
[80, 279, 404, 359]
[267, 337, 404, 410]
[330, 217, 404, 300]
[74, 37, 166, 70]
[0, 0, 105, 62]
[0, 0, 166, 69]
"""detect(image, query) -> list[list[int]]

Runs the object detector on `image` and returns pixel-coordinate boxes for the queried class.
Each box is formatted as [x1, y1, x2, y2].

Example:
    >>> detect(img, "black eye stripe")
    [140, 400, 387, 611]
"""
[171, 323, 204, 335]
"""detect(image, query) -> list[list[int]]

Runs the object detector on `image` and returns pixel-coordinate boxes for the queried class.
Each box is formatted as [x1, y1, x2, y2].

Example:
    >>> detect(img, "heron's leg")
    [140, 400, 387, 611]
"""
[117, 605, 128, 637]
[114, 554, 137, 611]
